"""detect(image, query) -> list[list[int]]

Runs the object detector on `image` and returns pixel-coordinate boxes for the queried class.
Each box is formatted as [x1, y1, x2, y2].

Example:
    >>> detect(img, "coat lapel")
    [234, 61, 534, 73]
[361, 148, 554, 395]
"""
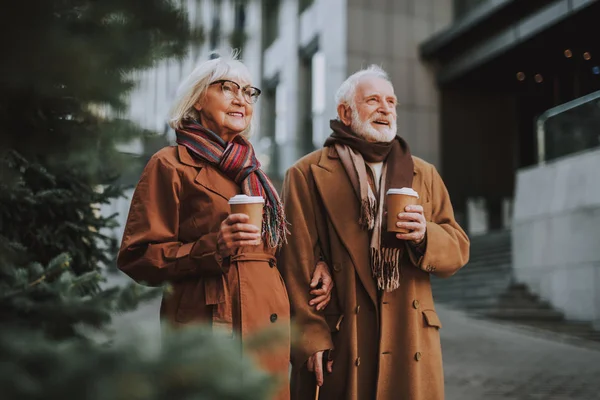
[311, 148, 378, 307]
[177, 145, 240, 201]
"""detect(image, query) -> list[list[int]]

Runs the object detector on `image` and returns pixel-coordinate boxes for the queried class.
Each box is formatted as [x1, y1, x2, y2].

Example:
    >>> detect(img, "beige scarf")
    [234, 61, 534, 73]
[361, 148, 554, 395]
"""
[325, 120, 414, 292]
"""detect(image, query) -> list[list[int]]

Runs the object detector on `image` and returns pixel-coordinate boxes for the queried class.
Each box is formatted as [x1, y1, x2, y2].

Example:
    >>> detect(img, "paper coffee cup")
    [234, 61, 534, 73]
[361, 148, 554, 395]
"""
[228, 194, 265, 232]
[386, 188, 419, 234]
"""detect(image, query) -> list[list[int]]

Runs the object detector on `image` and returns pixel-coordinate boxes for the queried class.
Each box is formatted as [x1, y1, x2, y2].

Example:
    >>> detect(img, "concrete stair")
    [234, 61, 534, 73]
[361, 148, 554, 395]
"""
[431, 229, 600, 344]
[431, 229, 513, 308]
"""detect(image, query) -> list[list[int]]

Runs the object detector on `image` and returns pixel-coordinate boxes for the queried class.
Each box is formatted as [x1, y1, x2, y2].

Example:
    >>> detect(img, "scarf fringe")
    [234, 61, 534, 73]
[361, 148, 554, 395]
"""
[370, 247, 401, 292]
[263, 201, 289, 249]
[359, 197, 377, 231]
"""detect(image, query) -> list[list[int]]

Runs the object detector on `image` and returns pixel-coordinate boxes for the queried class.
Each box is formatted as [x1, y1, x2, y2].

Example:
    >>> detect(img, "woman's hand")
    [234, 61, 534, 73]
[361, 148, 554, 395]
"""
[217, 213, 261, 258]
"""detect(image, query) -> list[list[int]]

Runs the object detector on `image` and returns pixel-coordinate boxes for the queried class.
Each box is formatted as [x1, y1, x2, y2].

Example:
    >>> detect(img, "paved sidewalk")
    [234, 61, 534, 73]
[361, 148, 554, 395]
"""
[106, 272, 600, 400]
[438, 305, 600, 400]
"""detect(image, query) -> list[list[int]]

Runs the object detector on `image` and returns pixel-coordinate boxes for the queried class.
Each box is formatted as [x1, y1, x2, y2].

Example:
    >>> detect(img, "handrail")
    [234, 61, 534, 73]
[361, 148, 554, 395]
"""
[536, 89, 600, 164]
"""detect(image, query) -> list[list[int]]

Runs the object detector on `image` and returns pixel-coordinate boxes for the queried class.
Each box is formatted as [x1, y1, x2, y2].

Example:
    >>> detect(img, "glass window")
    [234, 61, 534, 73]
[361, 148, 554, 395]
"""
[264, 0, 280, 48]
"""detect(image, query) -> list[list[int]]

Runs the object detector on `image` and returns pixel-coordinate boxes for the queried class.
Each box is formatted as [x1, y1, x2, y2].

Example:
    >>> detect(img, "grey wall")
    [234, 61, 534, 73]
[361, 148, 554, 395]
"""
[346, 0, 453, 169]
[513, 148, 600, 327]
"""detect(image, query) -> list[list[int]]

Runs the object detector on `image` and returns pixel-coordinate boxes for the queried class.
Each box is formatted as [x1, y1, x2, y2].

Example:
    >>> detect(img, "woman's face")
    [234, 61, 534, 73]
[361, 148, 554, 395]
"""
[194, 76, 257, 140]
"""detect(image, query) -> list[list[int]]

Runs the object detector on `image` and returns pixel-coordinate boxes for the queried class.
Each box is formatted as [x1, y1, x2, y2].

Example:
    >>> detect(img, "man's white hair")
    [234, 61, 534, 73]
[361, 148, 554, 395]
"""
[334, 64, 391, 107]
[168, 48, 254, 135]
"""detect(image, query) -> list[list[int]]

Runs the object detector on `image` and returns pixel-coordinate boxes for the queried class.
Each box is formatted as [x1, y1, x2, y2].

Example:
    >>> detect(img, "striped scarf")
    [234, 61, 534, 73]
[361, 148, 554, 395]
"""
[176, 120, 287, 248]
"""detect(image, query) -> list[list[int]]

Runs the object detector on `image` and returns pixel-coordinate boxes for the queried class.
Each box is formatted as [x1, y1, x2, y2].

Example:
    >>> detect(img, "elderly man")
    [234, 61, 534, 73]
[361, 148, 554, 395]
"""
[278, 65, 470, 400]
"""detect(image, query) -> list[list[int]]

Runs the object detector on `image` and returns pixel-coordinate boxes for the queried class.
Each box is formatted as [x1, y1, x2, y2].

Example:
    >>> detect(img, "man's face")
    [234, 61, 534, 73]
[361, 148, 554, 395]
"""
[350, 77, 398, 143]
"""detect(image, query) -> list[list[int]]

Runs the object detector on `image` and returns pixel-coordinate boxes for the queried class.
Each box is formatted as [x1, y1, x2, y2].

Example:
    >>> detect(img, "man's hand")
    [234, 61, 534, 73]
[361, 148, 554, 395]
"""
[309, 261, 334, 311]
[395, 204, 427, 245]
[307, 350, 334, 386]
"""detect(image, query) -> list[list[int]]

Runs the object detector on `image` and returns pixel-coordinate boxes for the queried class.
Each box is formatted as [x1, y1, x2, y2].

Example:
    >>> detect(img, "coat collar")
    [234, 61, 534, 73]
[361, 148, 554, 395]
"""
[311, 148, 379, 307]
[177, 145, 240, 201]
[178, 144, 204, 167]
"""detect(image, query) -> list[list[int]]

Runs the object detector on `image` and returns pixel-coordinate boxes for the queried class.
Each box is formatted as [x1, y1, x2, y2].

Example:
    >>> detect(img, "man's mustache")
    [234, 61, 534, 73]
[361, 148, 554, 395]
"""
[368, 114, 394, 125]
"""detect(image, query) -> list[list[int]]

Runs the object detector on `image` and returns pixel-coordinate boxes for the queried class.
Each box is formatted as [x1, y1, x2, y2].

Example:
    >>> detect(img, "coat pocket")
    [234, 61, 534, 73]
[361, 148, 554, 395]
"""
[422, 309, 442, 329]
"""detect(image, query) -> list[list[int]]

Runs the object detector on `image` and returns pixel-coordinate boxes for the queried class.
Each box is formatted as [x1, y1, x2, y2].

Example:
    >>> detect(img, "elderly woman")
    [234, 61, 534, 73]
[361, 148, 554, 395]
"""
[117, 54, 332, 399]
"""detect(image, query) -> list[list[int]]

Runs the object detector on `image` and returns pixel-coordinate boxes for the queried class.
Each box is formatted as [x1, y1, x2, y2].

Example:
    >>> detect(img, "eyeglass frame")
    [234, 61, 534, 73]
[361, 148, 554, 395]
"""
[209, 79, 262, 104]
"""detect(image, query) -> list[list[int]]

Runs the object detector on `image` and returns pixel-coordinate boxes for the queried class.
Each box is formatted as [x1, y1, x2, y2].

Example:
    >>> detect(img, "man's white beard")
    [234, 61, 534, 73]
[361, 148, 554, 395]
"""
[350, 107, 397, 143]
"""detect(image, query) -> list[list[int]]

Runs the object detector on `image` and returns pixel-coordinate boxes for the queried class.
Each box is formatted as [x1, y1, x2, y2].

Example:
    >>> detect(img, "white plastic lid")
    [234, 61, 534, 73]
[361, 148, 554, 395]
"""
[228, 194, 265, 205]
[386, 188, 419, 198]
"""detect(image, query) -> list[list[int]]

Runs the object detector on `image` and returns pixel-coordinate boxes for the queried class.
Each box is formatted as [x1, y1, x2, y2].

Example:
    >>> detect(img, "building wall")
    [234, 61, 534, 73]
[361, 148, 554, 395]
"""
[346, 0, 453, 169]
[513, 147, 600, 327]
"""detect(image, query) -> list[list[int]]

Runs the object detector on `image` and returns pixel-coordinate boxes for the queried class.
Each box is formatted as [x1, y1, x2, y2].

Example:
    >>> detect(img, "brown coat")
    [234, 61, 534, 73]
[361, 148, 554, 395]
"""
[117, 145, 290, 399]
[279, 147, 469, 400]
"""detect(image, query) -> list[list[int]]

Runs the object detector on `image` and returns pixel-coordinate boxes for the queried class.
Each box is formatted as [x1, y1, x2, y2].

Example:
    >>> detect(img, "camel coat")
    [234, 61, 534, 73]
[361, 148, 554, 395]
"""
[278, 147, 469, 400]
[117, 145, 290, 399]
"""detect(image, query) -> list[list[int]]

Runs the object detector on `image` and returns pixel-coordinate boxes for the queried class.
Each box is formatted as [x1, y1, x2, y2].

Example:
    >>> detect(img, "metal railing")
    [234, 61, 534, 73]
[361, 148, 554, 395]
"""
[536, 89, 600, 163]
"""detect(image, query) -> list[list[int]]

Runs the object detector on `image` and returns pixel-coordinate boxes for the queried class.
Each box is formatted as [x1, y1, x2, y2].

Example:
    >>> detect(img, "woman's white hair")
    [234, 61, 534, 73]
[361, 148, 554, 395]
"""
[168, 49, 254, 135]
[334, 64, 391, 108]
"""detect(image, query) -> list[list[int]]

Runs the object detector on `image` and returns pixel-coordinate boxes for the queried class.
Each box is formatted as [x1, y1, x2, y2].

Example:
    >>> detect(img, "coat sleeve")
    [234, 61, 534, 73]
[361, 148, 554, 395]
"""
[408, 165, 470, 278]
[278, 165, 333, 367]
[117, 155, 225, 286]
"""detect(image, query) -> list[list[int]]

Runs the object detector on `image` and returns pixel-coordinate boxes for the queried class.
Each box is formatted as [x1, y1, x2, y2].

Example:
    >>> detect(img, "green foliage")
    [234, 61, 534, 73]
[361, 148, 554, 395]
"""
[0, 326, 277, 400]
[0, 1, 276, 399]
[0, 150, 122, 278]
[0, 238, 161, 340]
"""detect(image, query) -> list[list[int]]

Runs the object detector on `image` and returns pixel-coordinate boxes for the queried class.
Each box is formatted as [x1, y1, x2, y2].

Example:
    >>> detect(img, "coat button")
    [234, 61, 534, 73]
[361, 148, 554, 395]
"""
[333, 263, 342, 272]
[355, 305, 360, 314]
[269, 259, 276, 268]
[413, 300, 420, 309]
[270, 313, 278, 323]
[355, 357, 361, 366]
[415, 352, 422, 361]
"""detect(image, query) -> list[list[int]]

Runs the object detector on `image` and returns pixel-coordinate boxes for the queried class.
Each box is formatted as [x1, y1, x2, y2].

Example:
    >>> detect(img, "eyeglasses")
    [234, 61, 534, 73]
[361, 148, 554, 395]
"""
[210, 79, 262, 104]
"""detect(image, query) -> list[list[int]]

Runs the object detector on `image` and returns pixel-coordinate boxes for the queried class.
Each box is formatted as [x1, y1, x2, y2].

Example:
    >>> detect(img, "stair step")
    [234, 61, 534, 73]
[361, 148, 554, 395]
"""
[441, 260, 512, 271]
[441, 230, 600, 342]
[432, 275, 512, 289]
[470, 243, 511, 251]
[434, 284, 509, 294]
[435, 270, 512, 280]
[465, 254, 512, 265]
[433, 291, 511, 305]
[469, 252, 511, 261]
[462, 253, 512, 264]
[482, 308, 565, 321]
[517, 321, 600, 337]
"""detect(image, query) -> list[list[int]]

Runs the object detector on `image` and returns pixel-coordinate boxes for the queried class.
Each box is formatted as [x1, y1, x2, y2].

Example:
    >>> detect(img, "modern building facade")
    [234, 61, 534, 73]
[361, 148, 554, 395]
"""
[420, 0, 600, 326]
